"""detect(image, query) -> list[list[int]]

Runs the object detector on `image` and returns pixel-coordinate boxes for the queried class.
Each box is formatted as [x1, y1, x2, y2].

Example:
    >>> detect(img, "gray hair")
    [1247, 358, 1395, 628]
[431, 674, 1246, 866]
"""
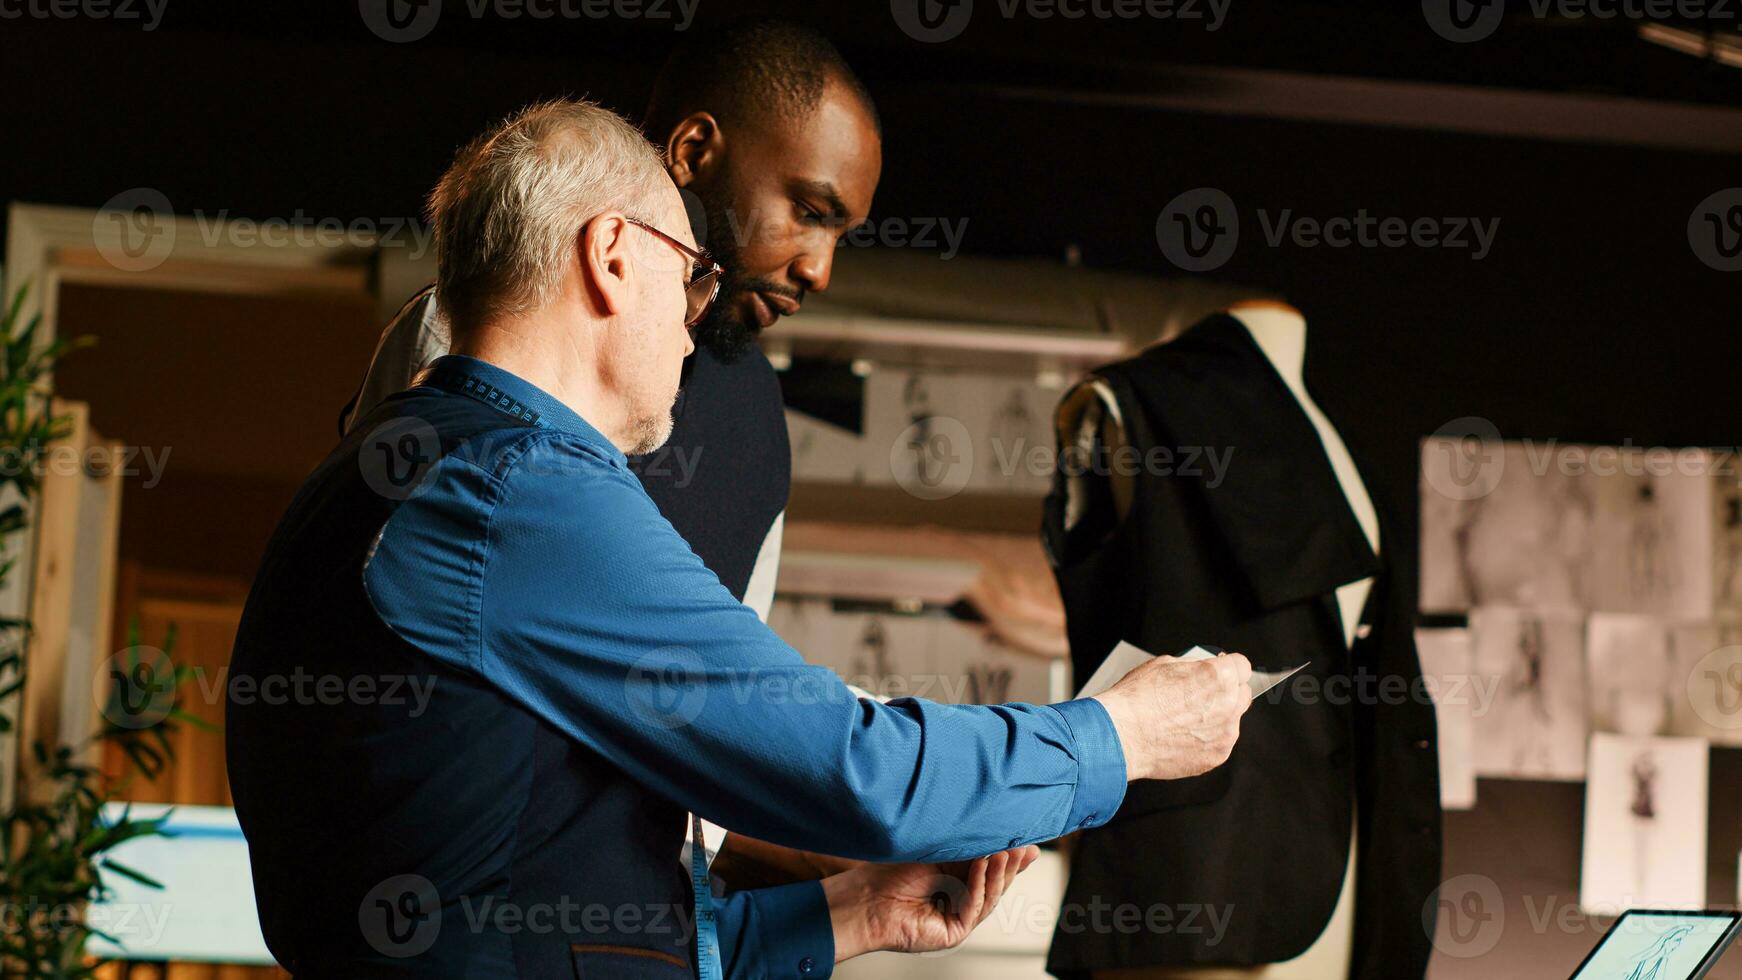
[427, 98, 671, 332]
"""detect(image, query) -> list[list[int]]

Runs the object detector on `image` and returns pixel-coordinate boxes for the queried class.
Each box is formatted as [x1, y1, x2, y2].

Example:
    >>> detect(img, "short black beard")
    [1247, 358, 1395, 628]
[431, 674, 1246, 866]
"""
[690, 197, 803, 365]
[690, 292, 758, 364]
[691, 197, 758, 364]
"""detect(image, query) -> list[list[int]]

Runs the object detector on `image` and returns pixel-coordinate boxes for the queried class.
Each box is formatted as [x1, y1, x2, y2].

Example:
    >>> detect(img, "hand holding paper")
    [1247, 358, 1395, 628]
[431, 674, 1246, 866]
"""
[1077, 642, 1309, 701]
[1087, 644, 1254, 782]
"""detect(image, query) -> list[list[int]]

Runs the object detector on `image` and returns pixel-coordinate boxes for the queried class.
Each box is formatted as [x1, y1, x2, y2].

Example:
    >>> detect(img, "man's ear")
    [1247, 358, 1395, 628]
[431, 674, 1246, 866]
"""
[663, 112, 724, 189]
[578, 211, 636, 317]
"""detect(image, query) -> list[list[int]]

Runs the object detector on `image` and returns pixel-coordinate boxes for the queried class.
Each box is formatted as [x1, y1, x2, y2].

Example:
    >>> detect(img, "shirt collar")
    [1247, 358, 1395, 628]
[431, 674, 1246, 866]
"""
[414, 355, 625, 464]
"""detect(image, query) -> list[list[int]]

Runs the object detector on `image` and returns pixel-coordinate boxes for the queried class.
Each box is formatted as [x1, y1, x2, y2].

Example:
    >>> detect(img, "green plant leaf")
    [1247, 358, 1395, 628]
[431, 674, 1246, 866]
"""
[97, 858, 164, 891]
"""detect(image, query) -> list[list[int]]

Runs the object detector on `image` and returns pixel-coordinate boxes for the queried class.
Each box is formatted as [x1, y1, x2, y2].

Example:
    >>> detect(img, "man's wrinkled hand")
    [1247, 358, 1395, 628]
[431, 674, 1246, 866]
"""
[822, 845, 1041, 961]
[1093, 651, 1252, 781]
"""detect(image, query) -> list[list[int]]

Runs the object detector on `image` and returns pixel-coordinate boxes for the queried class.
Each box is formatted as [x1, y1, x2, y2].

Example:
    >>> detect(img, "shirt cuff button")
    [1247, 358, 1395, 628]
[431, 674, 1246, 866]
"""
[798, 955, 816, 975]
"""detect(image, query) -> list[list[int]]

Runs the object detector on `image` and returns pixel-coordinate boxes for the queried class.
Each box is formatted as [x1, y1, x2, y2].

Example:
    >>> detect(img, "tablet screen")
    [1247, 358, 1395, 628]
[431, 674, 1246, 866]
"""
[1570, 912, 1740, 980]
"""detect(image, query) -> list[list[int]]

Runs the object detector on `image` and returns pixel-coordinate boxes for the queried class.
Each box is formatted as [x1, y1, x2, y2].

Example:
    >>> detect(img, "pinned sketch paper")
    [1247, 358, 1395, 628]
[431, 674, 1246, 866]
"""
[1668, 621, 1742, 747]
[1586, 457, 1714, 618]
[1587, 613, 1673, 736]
[1470, 605, 1588, 780]
[1579, 732, 1709, 914]
[1074, 641, 1306, 702]
[1415, 627, 1478, 810]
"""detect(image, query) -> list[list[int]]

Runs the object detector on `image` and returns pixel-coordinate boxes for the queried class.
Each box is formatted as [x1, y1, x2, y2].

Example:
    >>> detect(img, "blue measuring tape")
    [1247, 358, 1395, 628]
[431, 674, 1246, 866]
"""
[691, 814, 722, 980]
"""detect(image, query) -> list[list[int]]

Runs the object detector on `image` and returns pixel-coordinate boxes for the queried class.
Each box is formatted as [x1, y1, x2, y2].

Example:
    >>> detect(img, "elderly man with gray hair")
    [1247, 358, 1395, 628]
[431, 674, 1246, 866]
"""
[227, 99, 1252, 979]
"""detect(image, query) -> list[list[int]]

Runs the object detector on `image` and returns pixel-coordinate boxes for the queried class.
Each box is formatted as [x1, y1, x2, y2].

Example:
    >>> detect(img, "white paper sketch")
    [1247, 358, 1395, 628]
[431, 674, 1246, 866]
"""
[863, 369, 1054, 496]
[1586, 453, 1714, 618]
[1415, 627, 1478, 809]
[786, 410, 864, 483]
[1713, 472, 1742, 613]
[1587, 613, 1674, 736]
[1580, 733, 1709, 914]
[1471, 606, 1589, 780]
[1667, 620, 1742, 747]
[1419, 440, 1594, 612]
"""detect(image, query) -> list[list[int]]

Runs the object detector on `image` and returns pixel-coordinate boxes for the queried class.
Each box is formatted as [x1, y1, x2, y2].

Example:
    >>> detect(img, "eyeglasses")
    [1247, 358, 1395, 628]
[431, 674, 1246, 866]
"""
[626, 218, 724, 328]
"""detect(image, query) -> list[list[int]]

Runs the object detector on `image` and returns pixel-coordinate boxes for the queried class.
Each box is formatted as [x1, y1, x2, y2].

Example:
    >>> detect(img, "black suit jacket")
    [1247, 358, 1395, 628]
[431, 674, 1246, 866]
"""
[1041, 313, 1441, 979]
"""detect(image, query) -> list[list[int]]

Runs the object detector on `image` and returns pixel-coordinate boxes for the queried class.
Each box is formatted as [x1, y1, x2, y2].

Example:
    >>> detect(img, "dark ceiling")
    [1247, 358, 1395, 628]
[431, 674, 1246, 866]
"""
[46, 0, 1742, 106]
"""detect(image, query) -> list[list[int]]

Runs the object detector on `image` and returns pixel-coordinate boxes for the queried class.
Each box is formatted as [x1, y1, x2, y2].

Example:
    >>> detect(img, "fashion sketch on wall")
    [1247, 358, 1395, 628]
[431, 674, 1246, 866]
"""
[864, 368, 1056, 496]
[1668, 620, 1742, 747]
[1580, 732, 1709, 914]
[1714, 472, 1742, 611]
[1470, 605, 1589, 780]
[1419, 440, 1593, 613]
[1587, 613, 1674, 736]
[1585, 458, 1713, 619]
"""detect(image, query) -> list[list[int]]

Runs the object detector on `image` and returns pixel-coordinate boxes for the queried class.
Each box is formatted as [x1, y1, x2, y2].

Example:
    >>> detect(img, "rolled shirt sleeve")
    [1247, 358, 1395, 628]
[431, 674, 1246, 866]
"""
[363, 426, 1128, 864]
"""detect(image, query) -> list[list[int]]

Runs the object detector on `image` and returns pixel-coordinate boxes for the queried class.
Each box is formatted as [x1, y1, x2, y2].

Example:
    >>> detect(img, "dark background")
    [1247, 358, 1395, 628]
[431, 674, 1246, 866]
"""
[5, 1, 1740, 975]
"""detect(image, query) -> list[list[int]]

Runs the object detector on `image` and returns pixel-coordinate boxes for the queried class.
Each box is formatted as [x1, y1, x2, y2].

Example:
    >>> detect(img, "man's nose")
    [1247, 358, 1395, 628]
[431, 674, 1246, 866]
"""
[790, 247, 834, 295]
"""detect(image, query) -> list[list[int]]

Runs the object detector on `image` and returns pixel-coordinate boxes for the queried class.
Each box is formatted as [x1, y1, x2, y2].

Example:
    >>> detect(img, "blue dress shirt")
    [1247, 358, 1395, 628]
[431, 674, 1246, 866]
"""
[362, 356, 1128, 976]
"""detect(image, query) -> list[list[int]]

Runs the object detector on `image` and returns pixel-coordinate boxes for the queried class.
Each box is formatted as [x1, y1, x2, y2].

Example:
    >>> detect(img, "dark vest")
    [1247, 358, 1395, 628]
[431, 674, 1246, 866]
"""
[1040, 314, 1442, 979]
[229, 391, 698, 979]
[631, 344, 791, 600]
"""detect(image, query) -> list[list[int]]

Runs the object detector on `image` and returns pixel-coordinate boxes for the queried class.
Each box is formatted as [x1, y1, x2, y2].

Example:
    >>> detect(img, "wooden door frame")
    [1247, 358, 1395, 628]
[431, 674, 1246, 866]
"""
[0, 202, 395, 807]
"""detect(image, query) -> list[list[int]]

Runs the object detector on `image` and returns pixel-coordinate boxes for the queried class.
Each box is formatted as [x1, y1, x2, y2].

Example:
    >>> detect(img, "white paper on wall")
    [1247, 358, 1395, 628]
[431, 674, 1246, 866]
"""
[1419, 440, 1594, 613]
[1470, 605, 1589, 780]
[1667, 620, 1742, 747]
[1713, 471, 1742, 613]
[1585, 450, 1714, 618]
[1415, 627, 1478, 809]
[767, 596, 827, 660]
[1417, 437, 1478, 612]
[828, 611, 934, 700]
[787, 410, 865, 484]
[1579, 732, 1709, 914]
[1586, 612, 1673, 736]
[928, 618, 1060, 705]
[862, 368, 1055, 497]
